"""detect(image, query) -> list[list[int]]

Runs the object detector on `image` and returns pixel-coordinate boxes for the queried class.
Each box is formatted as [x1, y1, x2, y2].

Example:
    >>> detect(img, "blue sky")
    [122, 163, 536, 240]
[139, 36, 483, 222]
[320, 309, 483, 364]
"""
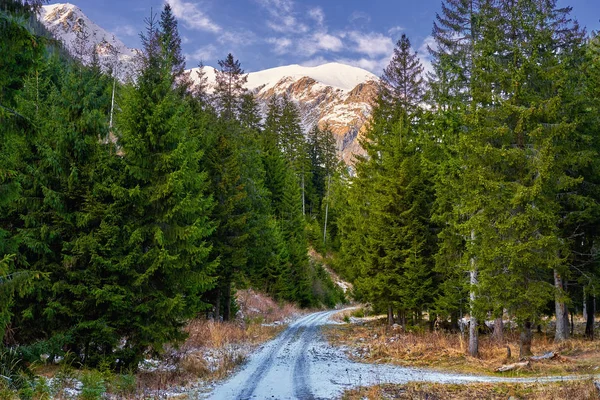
[69, 0, 600, 74]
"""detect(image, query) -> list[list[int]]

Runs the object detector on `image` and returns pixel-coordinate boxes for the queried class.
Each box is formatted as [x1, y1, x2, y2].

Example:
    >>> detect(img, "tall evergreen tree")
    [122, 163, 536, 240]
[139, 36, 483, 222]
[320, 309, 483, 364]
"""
[214, 53, 248, 120]
[111, 13, 215, 365]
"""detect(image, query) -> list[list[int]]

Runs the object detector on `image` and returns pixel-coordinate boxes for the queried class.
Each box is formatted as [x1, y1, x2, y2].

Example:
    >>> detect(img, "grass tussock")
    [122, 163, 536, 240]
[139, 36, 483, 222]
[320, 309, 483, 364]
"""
[342, 380, 600, 400]
[138, 289, 302, 392]
[326, 312, 600, 376]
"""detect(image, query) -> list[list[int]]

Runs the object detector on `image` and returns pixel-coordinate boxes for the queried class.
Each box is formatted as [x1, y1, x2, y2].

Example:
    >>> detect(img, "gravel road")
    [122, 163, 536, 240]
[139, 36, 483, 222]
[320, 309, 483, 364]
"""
[205, 310, 591, 399]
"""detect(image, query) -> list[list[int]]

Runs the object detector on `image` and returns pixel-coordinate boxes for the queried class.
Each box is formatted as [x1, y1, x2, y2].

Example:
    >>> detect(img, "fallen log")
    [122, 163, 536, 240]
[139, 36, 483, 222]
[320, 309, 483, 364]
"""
[495, 361, 530, 372]
[530, 351, 556, 361]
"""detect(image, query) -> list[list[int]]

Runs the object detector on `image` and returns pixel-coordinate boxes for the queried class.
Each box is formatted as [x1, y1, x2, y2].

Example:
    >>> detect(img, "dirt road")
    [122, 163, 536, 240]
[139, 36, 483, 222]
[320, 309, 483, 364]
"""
[205, 310, 590, 399]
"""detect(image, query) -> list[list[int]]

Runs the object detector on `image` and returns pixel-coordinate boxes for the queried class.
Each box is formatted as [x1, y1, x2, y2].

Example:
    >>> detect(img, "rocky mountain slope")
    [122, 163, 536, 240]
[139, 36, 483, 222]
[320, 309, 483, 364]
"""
[39, 3, 138, 80]
[190, 64, 379, 164]
[39, 3, 380, 163]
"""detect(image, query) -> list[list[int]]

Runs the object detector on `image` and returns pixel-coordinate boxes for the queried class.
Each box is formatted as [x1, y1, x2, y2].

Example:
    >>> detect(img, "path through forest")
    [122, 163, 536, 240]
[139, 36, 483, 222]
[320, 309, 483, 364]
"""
[204, 310, 591, 399]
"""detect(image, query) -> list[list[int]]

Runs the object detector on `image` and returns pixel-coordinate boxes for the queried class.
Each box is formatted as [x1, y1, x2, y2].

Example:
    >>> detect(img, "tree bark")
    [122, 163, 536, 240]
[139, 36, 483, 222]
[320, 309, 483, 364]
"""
[519, 320, 533, 359]
[493, 316, 504, 343]
[586, 294, 595, 340]
[387, 304, 394, 326]
[323, 175, 331, 246]
[223, 282, 231, 321]
[214, 288, 221, 321]
[468, 231, 479, 357]
[554, 270, 569, 342]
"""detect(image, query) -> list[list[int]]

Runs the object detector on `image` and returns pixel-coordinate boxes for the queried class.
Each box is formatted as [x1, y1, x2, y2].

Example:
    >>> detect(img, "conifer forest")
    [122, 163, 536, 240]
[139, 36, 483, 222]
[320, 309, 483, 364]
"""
[3, 0, 600, 395]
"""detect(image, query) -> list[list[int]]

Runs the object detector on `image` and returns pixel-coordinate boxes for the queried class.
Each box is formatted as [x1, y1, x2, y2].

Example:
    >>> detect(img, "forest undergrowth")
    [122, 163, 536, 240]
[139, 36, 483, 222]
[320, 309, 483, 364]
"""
[342, 380, 600, 400]
[327, 309, 600, 377]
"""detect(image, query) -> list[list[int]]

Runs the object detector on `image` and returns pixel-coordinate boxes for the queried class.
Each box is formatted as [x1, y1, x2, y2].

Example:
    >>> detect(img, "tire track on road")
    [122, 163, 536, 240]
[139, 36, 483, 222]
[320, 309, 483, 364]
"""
[234, 312, 322, 400]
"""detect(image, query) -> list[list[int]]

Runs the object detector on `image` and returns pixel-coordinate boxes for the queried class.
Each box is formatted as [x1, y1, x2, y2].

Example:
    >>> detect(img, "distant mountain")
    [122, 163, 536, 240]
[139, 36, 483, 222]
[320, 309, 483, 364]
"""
[39, 3, 138, 80]
[190, 64, 379, 164]
[39, 3, 380, 163]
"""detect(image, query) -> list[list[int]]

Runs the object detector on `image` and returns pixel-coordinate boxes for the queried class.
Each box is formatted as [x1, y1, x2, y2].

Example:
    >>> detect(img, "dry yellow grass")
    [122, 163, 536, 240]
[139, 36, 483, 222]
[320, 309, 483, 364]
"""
[137, 289, 303, 391]
[342, 380, 600, 400]
[326, 314, 600, 377]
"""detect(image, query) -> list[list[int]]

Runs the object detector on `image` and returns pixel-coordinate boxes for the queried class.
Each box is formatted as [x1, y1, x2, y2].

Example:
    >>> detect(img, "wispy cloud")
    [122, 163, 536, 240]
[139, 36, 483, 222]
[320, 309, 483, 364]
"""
[185, 44, 219, 64]
[167, 0, 221, 33]
[297, 32, 343, 56]
[308, 7, 325, 26]
[256, 0, 308, 34]
[388, 26, 404, 37]
[349, 11, 370, 24]
[346, 31, 394, 58]
[113, 24, 137, 38]
[417, 35, 435, 74]
[267, 37, 293, 54]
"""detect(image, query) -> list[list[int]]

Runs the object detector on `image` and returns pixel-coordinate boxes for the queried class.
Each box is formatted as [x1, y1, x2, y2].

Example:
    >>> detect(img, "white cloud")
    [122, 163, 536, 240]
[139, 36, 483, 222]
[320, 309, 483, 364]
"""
[267, 17, 308, 34]
[167, 0, 221, 33]
[349, 11, 370, 24]
[417, 35, 435, 74]
[256, 0, 293, 13]
[256, 0, 308, 34]
[388, 26, 404, 37]
[113, 24, 137, 37]
[347, 31, 394, 58]
[297, 33, 344, 56]
[219, 29, 256, 46]
[185, 44, 219, 64]
[308, 7, 325, 26]
[267, 37, 293, 54]
[315, 33, 343, 52]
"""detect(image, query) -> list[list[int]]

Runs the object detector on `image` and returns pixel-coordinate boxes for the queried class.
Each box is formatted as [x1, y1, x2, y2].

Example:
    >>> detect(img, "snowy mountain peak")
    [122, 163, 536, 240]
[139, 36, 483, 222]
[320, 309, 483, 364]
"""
[40, 3, 137, 78]
[189, 63, 377, 93]
[39, 3, 378, 164]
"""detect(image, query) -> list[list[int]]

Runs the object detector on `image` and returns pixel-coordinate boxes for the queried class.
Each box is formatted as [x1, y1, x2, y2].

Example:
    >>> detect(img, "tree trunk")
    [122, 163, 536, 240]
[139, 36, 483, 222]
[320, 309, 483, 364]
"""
[109, 76, 116, 129]
[519, 321, 533, 358]
[223, 282, 231, 321]
[387, 304, 394, 326]
[323, 175, 331, 246]
[468, 232, 479, 357]
[554, 270, 569, 342]
[214, 288, 221, 321]
[493, 316, 504, 343]
[451, 311, 459, 333]
[586, 294, 595, 340]
[400, 310, 406, 331]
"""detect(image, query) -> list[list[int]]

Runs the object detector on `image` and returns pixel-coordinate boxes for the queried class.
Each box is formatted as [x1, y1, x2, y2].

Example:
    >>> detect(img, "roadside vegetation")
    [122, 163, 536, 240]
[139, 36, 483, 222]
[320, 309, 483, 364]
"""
[0, 289, 302, 399]
[342, 381, 599, 400]
[328, 308, 600, 377]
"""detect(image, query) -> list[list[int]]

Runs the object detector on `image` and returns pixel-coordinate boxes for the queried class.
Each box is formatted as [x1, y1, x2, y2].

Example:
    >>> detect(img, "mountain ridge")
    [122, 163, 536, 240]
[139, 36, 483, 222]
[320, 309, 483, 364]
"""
[39, 2, 378, 163]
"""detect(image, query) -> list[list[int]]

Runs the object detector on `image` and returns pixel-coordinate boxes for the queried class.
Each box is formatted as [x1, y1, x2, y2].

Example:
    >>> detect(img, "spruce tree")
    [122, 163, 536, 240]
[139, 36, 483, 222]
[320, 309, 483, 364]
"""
[159, 3, 185, 80]
[112, 13, 215, 365]
[341, 34, 434, 326]
[214, 53, 248, 120]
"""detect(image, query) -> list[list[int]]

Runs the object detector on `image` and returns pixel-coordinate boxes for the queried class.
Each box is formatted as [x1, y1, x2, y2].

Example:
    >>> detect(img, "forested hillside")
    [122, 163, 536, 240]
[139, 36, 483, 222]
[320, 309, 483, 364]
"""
[336, 0, 600, 360]
[3, 0, 600, 393]
[0, 0, 343, 376]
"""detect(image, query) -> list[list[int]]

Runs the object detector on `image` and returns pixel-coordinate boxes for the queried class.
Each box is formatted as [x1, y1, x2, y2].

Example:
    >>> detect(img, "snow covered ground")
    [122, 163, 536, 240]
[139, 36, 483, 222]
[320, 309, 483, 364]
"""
[201, 310, 594, 400]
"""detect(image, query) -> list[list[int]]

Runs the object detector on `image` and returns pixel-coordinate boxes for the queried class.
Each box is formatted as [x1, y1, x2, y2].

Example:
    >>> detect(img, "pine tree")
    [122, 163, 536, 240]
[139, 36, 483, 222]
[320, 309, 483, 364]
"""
[381, 34, 424, 114]
[340, 34, 434, 326]
[428, 0, 498, 357]
[214, 53, 248, 120]
[159, 3, 185, 80]
[205, 120, 249, 321]
[111, 13, 216, 366]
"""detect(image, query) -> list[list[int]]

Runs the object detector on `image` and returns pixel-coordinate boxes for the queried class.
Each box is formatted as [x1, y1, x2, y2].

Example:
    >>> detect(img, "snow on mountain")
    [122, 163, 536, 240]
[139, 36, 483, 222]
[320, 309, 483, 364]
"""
[39, 3, 379, 163]
[39, 3, 138, 80]
[189, 64, 379, 164]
